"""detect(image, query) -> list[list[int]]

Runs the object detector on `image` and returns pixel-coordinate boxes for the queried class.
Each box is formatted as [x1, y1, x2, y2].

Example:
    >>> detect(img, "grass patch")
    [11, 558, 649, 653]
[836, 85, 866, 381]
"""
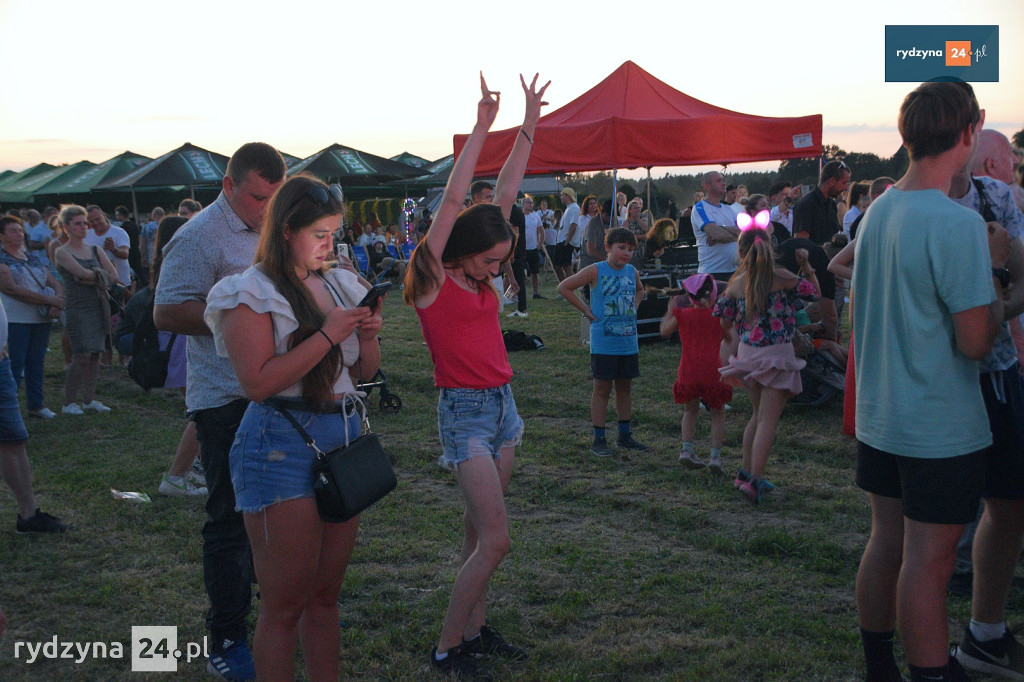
[0, 273, 1004, 680]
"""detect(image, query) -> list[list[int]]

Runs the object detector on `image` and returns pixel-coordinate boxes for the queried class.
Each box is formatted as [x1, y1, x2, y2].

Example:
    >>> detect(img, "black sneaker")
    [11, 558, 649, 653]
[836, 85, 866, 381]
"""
[591, 438, 613, 458]
[431, 645, 487, 679]
[16, 508, 69, 534]
[617, 436, 650, 452]
[532, 294, 546, 299]
[955, 627, 1024, 678]
[462, 625, 528, 661]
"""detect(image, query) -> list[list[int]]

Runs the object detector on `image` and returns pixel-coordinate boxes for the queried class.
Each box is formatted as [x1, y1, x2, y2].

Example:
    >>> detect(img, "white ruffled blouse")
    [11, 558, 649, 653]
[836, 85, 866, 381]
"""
[205, 265, 366, 398]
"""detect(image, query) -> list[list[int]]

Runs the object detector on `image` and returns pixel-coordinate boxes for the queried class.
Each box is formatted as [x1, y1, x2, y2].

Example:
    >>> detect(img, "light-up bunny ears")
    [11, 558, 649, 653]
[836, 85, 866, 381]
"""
[736, 209, 771, 232]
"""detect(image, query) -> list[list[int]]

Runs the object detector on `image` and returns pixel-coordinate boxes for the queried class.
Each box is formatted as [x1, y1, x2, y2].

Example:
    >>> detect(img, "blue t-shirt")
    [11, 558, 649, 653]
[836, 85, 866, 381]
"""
[852, 188, 994, 458]
[589, 261, 639, 355]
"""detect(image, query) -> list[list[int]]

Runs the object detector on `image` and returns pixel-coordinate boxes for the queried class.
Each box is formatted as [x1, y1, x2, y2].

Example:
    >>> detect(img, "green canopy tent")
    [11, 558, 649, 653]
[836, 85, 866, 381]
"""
[95, 143, 228, 218]
[35, 151, 151, 199]
[0, 170, 16, 185]
[0, 163, 57, 194]
[280, 151, 301, 169]
[289, 144, 424, 198]
[388, 154, 454, 194]
[0, 162, 89, 204]
[390, 151, 430, 169]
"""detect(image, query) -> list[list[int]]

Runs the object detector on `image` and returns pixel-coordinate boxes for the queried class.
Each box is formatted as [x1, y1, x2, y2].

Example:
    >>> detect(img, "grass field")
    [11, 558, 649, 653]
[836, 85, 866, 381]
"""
[0, 276, 1008, 681]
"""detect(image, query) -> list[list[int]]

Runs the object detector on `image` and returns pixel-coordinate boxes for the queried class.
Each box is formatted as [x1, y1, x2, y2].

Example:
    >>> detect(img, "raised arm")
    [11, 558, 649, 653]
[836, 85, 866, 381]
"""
[423, 72, 502, 282]
[493, 73, 550, 216]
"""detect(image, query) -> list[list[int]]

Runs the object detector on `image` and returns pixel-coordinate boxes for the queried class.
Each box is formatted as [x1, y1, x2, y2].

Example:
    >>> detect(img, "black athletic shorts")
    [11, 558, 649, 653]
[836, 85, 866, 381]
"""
[525, 249, 541, 275]
[553, 242, 574, 267]
[980, 366, 1024, 500]
[591, 353, 640, 381]
[856, 441, 984, 524]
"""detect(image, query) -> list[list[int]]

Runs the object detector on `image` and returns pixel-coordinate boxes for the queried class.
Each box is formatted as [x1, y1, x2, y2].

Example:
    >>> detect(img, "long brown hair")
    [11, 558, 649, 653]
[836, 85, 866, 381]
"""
[402, 203, 514, 305]
[255, 174, 344, 408]
[731, 228, 775, 320]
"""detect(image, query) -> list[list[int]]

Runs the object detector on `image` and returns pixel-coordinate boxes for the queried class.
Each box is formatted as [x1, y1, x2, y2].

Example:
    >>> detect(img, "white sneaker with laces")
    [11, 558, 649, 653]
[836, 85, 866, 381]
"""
[62, 403, 84, 416]
[82, 400, 111, 413]
[159, 474, 208, 498]
[28, 407, 56, 419]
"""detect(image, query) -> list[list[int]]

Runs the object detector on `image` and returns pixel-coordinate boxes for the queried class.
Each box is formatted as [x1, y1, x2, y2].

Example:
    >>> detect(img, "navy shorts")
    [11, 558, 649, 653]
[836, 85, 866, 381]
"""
[0, 357, 28, 443]
[591, 353, 640, 381]
[229, 400, 361, 514]
[855, 440, 984, 524]
[980, 366, 1024, 500]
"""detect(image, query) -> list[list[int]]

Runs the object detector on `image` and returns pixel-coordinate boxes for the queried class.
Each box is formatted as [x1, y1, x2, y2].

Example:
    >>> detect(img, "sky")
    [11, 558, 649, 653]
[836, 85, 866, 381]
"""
[1, 0, 1021, 180]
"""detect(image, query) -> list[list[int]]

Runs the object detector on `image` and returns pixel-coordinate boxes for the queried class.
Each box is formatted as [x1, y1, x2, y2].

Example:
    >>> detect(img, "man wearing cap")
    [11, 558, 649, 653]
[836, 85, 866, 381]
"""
[690, 171, 740, 281]
[793, 160, 851, 245]
[554, 187, 579, 283]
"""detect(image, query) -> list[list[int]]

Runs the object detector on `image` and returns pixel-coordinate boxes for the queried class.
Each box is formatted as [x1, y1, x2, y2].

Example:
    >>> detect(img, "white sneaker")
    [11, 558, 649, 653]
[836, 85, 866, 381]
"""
[82, 400, 111, 413]
[28, 407, 56, 420]
[506, 310, 528, 318]
[187, 469, 206, 488]
[61, 403, 84, 416]
[159, 474, 208, 498]
[708, 455, 725, 475]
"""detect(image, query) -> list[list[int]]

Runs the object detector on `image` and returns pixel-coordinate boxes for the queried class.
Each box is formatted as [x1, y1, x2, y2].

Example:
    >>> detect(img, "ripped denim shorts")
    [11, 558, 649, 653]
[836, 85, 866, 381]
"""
[437, 383, 523, 471]
[229, 399, 361, 514]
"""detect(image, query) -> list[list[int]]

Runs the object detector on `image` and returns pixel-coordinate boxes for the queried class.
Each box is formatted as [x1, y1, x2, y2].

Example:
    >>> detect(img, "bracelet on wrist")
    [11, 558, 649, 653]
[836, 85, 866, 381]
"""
[518, 128, 533, 144]
[316, 328, 334, 346]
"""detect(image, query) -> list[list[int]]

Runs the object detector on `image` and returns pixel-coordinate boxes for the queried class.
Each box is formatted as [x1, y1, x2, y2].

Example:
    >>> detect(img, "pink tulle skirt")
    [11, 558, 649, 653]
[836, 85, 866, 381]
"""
[719, 341, 805, 396]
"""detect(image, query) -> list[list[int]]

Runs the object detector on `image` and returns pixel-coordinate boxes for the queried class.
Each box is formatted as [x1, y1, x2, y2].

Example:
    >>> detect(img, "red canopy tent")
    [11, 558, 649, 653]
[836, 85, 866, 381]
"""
[453, 61, 822, 175]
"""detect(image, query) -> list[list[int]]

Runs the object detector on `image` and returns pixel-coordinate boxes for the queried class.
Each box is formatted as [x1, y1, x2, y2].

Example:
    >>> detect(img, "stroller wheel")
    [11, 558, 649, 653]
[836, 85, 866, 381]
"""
[380, 393, 402, 414]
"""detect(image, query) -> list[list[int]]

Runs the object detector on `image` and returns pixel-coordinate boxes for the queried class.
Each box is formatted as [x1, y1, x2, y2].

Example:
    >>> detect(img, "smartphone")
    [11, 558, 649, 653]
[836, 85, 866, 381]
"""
[336, 243, 352, 262]
[357, 281, 392, 309]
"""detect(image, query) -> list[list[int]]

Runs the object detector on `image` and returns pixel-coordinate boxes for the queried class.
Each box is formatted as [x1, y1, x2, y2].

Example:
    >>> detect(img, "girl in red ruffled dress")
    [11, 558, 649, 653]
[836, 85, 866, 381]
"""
[660, 273, 733, 474]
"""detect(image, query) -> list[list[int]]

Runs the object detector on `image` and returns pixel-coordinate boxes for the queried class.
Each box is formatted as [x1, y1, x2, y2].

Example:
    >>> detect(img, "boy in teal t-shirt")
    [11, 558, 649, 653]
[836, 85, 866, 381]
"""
[558, 228, 648, 457]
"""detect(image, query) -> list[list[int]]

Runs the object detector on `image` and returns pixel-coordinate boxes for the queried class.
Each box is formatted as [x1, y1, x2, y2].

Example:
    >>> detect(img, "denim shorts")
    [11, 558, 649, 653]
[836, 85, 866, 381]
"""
[437, 384, 523, 470]
[229, 400, 361, 514]
[0, 357, 28, 443]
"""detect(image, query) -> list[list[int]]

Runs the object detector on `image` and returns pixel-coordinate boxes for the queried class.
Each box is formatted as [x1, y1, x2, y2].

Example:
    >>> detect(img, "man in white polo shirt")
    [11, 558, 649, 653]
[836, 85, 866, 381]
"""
[690, 171, 740, 280]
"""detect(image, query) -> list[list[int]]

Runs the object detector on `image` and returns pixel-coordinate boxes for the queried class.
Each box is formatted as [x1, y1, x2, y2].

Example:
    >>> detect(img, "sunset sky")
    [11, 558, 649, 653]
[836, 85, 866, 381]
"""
[1, 0, 1020, 179]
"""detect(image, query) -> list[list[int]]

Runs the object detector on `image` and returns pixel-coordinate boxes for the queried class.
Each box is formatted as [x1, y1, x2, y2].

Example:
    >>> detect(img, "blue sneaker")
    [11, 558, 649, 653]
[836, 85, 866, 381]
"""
[207, 639, 255, 681]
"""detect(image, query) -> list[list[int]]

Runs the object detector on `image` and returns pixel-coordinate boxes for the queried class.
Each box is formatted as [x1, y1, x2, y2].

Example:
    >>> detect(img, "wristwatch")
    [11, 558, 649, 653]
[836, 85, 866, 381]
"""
[992, 267, 1011, 288]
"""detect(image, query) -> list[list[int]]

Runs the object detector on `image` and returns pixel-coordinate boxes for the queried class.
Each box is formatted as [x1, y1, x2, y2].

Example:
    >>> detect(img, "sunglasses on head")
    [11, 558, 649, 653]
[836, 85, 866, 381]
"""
[306, 183, 344, 206]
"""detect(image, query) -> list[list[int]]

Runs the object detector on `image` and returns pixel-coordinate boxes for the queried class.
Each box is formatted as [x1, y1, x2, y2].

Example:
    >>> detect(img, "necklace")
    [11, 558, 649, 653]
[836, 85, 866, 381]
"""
[300, 269, 313, 281]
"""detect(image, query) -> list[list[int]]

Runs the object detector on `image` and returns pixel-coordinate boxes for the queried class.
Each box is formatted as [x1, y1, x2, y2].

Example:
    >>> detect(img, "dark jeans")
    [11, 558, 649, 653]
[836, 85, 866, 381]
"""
[512, 257, 527, 312]
[193, 398, 252, 650]
[8, 322, 51, 410]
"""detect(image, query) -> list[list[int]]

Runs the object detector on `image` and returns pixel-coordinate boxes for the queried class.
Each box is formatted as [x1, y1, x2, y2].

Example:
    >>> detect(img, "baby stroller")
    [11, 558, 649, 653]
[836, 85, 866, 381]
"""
[358, 369, 402, 415]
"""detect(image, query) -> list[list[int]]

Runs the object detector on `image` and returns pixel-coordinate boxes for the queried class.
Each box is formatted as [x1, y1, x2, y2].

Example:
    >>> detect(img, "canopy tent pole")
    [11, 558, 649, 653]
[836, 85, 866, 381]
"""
[190, 184, 195, 200]
[612, 169, 618, 226]
[130, 187, 138, 225]
[646, 167, 652, 219]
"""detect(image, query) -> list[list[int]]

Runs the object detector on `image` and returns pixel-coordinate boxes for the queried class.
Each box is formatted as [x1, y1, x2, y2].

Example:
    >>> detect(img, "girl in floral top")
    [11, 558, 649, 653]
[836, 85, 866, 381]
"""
[713, 227, 818, 504]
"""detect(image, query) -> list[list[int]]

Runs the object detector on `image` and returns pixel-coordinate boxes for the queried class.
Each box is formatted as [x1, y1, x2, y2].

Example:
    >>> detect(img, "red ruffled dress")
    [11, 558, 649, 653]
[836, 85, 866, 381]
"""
[672, 306, 733, 409]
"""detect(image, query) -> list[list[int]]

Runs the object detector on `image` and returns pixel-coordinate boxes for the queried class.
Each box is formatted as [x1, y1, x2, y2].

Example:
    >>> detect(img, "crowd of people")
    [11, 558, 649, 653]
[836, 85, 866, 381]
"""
[2, 77, 1024, 682]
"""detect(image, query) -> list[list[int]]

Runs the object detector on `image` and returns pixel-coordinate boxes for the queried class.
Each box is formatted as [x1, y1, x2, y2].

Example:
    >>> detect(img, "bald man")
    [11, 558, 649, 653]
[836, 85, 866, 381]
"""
[948, 128, 1024, 679]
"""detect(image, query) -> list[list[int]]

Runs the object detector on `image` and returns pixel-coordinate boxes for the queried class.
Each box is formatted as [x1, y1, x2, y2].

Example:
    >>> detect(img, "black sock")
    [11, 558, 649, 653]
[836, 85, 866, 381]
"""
[617, 420, 631, 440]
[909, 662, 949, 681]
[861, 628, 900, 681]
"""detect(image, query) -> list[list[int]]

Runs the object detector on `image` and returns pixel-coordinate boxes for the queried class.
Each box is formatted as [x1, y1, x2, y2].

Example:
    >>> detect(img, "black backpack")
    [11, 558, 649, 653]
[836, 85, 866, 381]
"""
[127, 293, 177, 390]
[502, 330, 545, 352]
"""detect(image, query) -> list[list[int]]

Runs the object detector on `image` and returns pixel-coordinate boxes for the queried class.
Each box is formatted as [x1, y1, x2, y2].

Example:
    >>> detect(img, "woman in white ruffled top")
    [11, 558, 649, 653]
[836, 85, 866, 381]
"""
[204, 174, 383, 680]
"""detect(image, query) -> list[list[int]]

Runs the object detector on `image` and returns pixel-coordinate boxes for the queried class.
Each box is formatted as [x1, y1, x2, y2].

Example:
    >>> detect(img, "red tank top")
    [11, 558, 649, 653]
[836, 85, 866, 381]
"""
[415, 275, 513, 389]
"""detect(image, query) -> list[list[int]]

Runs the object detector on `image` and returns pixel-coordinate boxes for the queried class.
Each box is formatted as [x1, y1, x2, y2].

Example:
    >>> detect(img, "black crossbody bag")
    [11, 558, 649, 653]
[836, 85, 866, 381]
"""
[267, 400, 397, 523]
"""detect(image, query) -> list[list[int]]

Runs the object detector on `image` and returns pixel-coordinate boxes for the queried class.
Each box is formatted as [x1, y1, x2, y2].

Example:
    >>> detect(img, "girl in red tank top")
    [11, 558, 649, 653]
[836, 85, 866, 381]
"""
[403, 72, 550, 677]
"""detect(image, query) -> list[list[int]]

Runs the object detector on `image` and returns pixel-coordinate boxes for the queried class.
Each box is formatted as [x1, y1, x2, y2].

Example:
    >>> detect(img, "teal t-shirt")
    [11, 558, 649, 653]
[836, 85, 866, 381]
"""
[852, 188, 993, 458]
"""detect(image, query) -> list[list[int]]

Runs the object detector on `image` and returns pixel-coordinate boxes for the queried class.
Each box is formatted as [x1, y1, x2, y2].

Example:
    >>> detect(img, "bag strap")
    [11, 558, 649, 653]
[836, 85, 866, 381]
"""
[265, 398, 369, 460]
[972, 177, 999, 223]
